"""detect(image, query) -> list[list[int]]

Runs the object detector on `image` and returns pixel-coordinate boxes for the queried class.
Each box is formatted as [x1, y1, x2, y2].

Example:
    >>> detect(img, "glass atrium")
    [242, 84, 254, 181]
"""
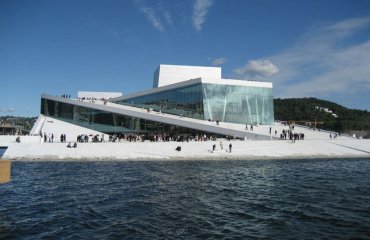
[116, 83, 274, 125]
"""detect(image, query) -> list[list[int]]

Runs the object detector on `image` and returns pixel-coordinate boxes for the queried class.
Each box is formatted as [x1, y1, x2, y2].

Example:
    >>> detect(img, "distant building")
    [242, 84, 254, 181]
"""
[0, 122, 27, 135]
[316, 106, 338, 118]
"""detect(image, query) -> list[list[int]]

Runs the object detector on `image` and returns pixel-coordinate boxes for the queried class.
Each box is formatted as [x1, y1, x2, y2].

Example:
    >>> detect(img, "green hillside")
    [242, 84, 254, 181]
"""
[274, 98, 370, 133]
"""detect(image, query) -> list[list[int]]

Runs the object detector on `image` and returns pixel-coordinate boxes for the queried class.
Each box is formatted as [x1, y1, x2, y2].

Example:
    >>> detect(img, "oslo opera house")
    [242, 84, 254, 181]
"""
[32, 64, 275, 140]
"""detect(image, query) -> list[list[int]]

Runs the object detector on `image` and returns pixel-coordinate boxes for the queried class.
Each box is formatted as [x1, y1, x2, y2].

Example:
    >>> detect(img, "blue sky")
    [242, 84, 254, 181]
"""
[1, 0, 370, 116]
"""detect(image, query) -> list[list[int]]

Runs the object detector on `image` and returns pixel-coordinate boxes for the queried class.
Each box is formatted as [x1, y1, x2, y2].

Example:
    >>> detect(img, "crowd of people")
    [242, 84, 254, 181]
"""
[41, 125, 306, 145]
[77, 97, 108, 105]
[42, 121, 344, 147]
[279, 129, 305, 141]
[61, 94, 71, 99]
[103, 133, 219, 143]
[41, 132, 228, 144]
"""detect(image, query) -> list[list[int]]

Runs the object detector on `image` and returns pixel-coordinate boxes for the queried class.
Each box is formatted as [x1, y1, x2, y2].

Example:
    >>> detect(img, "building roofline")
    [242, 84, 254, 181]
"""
[157, 64, 221, 70]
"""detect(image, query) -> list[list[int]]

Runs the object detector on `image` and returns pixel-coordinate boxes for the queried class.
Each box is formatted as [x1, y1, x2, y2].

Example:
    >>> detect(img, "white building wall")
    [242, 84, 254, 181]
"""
[153, 64, 222, 88]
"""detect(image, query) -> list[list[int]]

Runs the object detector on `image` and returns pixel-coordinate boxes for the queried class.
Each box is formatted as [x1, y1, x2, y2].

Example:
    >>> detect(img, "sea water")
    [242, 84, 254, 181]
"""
[1, 158, 370, 239]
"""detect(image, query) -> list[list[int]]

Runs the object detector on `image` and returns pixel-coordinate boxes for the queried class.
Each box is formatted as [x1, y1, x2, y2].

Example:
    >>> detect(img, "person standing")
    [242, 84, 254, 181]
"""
[229, 143, 232, 153]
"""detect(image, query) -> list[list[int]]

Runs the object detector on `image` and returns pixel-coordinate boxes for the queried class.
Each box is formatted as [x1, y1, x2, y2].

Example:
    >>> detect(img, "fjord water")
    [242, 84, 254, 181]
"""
[1, 159, 370, 239]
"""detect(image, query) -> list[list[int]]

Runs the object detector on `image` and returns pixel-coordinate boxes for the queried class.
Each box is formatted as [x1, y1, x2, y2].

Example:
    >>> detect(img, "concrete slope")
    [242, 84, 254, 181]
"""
[30, 114, 46, 135]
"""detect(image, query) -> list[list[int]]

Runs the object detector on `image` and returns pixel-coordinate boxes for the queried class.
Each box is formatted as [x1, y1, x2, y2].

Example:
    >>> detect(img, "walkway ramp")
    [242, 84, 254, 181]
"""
[30, 114, 46, 135]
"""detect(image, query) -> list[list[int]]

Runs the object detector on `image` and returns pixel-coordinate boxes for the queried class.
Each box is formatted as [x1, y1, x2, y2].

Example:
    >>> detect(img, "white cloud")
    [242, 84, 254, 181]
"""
[233, 16, 370, 109]
[278, 39, 370, 97]
[193, 0, 213, 31]
[0, 107, 15, 113]
[234, 60, 279, 78]
[163, 10, 173, 27]
[211, 57, 227, 66]
[134, 0, 213, 32]
[134, 0, 166, 32]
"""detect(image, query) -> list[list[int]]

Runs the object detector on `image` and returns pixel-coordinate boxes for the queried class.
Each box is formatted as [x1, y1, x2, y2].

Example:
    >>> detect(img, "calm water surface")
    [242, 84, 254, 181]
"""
[1, 158, 370, 239]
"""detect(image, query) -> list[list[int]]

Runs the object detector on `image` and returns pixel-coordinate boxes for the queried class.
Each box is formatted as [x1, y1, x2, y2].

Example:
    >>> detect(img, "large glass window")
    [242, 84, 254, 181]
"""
[202, 84, 274, 125]
[117, 83, 204, 119]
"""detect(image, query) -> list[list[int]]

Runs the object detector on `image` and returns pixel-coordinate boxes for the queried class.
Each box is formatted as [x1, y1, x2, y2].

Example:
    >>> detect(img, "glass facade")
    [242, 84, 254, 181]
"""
[117, 83, 204, 119]
[117, 83, 274, 125]
[202, 83, 274, 124]
[41, 98, 215, 136]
